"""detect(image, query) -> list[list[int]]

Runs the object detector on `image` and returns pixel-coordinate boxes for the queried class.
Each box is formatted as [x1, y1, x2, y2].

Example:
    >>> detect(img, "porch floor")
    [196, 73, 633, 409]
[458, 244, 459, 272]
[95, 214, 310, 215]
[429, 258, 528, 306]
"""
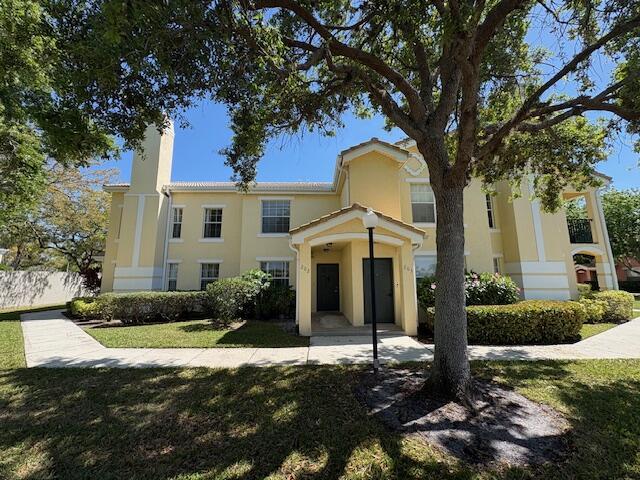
[311, 312, 405, 337]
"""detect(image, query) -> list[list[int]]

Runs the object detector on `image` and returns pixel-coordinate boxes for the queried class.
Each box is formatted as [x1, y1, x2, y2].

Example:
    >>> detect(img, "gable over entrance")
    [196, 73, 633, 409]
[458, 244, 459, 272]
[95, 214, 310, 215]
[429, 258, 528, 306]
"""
[289, 203, 426, 336]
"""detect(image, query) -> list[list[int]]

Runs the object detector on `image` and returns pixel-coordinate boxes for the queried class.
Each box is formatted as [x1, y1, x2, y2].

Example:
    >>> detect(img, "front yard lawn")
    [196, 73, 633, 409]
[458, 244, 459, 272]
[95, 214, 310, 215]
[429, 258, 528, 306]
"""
[2, 306, 640, 479]
[579, 322, 618, 339]
[84, 319, 310, 348]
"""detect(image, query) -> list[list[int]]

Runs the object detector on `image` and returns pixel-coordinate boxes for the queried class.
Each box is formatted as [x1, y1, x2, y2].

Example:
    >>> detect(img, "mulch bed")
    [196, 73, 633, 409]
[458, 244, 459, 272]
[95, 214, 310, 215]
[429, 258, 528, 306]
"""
[354, 368, 569, 466]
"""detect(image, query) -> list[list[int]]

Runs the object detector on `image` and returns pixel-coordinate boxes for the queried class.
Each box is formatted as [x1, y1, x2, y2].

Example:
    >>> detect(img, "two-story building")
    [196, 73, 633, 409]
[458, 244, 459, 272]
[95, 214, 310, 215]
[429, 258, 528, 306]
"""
[101, 124, 618, 336]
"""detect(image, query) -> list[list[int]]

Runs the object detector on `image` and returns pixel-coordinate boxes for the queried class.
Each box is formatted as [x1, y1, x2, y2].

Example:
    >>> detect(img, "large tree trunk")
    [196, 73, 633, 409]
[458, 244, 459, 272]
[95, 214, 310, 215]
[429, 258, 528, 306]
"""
[428, 181, 473, 403]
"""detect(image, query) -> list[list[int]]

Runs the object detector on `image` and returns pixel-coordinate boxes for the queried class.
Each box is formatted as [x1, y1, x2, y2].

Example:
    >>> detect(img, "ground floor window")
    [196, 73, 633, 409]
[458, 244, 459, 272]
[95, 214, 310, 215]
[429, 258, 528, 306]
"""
[493, 257, 502, 274]
[167, 263, 179, 291]
[415, 255, 437, 279]
[200, 263, 220, 290]
[260, 260, 290, 286]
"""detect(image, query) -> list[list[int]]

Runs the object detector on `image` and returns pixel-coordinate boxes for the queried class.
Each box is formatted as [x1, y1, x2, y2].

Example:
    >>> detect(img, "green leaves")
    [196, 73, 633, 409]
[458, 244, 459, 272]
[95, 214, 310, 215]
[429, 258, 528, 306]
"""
[602, 188, 640, 268]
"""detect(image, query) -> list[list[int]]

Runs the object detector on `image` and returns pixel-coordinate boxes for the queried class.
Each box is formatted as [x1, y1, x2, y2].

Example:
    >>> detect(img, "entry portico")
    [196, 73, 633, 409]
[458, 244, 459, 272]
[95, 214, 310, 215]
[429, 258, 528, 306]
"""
[289, 203, 426, 336]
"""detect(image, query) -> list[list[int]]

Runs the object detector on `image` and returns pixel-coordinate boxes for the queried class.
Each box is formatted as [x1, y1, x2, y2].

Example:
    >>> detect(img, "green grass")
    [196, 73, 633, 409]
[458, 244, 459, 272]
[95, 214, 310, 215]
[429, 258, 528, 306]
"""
[2, 305, 640, 478]
[634, 300, 640, 311]
[579, 322, 618, 340]
[85, 319, 310, 348]
[0, 304, 65, 369]
[1, 360, 639, 479]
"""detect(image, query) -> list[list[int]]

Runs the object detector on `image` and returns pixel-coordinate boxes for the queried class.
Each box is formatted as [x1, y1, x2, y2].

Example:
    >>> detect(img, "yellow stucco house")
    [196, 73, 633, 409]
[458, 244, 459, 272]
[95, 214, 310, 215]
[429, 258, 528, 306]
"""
[101, 124, 618, 336]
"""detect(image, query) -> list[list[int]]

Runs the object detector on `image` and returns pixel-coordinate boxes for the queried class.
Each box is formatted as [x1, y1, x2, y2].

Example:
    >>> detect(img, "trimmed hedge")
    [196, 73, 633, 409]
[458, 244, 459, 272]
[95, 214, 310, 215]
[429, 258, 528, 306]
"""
[68, 297, 101, 320]
[417, 272, 520, 308]
[71, 291, 208, 324]
[578, 297, 607, 323]
[424, 300, 585, 345]
[577, 283, 592, 297]
[592, 290, 635, 322]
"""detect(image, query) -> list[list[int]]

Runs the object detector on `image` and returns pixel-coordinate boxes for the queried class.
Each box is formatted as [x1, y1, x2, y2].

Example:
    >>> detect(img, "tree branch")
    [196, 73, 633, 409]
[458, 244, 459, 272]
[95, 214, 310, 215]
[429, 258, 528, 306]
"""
[479, 13, 640, 159]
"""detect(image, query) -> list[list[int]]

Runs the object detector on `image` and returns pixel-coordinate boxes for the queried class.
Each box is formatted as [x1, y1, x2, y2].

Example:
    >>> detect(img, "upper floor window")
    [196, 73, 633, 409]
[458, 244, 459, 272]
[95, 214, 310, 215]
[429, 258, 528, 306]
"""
[171, 207, 183, 239]
[410, 184, 435, 224]
[415, 255, 437, 279]
[486, 194, 496, 229]
[166, 262, 179, 291]
[261, 200, 290, 234]
[200, 263, 220, 291]
[203, 208, 222, 238]
[260, 260, 290, 286]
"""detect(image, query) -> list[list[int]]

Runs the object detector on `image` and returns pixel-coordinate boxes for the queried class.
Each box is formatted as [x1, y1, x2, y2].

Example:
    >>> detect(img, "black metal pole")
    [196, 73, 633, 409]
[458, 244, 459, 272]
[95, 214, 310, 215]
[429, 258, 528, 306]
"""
[367, 226, 379, 373]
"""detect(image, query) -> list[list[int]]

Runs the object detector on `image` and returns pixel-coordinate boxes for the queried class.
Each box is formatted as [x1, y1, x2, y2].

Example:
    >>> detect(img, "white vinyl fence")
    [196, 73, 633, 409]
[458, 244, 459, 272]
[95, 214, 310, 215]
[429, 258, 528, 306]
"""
[0, 271, 91, 309]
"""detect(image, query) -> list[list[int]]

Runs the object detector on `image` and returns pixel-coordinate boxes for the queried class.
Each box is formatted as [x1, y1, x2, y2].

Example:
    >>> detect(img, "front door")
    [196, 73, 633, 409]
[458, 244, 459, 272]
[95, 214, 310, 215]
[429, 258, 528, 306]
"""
[317, 263, 340, 311]
[363, 258, 394, 323]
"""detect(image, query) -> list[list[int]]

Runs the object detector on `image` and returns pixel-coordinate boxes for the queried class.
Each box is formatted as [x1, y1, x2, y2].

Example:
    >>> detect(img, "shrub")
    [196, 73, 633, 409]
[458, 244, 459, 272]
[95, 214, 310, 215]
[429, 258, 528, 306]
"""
[258, 284, 296, 319]
[423, 300, 585, 345]
[577, 283, 593, 298]
[100, 291, 207, 324]
[592, 290, 635, 322]
[68, 297, 101, 319]
[417, 272, 520, 308]
[578, 297, 607, 323]
[206, 277, 265, 323]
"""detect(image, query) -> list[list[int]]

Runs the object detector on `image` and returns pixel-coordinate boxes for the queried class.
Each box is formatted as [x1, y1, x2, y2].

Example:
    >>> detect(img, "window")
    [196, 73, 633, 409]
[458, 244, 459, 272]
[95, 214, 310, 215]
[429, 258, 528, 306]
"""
[203, 208, 223, 238]
[493, 257, 502, 274]
[486, 194, 496, 229]
[166, 263, 179, 291]
[261, 200, 290, 234]
[260, 260, 290, 286]
[200, 263, 220, 290]
[415, 255, 437, 279]
[410, 184, 435, 224]
[171, 207, 183, 239]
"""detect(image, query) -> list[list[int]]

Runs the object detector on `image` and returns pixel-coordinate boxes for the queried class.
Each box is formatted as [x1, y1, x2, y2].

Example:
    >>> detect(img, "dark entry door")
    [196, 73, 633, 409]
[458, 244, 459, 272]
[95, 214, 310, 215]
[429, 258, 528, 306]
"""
[363, 258, 394, 323]
[317, 264, 340, 311]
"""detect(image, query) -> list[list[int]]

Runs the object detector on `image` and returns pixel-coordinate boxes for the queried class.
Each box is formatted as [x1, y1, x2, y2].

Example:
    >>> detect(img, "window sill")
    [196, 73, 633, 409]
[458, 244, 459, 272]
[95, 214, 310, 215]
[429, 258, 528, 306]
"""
[257, 233, 289, 238]
[169, 238, 184, 243]
[490, 228, 501, 233]
[199, 238, 224, 243]
[414, 222, 436, 228]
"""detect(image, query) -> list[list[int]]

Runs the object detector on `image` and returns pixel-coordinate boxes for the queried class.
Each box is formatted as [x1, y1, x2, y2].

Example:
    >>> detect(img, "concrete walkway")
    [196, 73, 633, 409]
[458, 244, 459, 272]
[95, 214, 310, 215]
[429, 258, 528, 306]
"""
[20, 309, 640, 369]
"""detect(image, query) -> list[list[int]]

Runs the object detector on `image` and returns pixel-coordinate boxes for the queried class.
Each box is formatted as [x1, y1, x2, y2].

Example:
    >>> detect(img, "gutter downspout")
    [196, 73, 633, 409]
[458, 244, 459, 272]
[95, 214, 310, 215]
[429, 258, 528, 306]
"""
[288, 239, 300, 329]
[161, 188, 172, 291]
[595, 187, 619, 290]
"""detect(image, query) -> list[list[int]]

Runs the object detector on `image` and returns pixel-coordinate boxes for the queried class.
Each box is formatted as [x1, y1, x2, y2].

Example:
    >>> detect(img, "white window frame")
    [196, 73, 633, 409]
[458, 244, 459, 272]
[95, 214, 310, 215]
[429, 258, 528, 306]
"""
[201, 205, 223, 241]
[166, 262, 179, 291]
[199, 262, 220, 291]
[171, 206, 183, 239]
[410, 184, 436, 226]
[260, 198, 291, 236]
[260, 260, 290, 286]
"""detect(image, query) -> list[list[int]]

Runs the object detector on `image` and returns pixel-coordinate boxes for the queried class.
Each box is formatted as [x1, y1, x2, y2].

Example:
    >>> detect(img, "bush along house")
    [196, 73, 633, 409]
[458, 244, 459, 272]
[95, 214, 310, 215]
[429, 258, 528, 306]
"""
[101, 124, 619, 336]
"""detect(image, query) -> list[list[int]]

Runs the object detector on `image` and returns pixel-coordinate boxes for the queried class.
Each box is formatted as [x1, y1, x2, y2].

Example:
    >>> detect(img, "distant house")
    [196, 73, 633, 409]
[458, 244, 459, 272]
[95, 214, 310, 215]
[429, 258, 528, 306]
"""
[101, 124, 618, 336]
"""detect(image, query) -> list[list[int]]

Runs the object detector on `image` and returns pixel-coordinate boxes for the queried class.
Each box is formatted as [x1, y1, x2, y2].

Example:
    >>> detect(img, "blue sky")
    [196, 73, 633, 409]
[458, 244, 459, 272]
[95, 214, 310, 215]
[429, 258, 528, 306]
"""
[104, 99, 638, 190]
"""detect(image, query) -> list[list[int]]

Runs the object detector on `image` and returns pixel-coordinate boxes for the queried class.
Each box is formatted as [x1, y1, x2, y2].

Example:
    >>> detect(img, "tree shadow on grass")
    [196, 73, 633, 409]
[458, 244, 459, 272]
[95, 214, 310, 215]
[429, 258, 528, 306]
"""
[0, 361, 639, 479]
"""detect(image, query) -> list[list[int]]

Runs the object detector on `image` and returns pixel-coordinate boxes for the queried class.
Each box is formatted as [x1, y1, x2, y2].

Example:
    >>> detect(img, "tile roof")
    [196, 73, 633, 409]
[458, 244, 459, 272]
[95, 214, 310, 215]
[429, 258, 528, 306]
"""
[166, 181, 335, 192]
[339, 137, 409, 158]
[103, 182, 335, 192]
[289, 202, 426, 236]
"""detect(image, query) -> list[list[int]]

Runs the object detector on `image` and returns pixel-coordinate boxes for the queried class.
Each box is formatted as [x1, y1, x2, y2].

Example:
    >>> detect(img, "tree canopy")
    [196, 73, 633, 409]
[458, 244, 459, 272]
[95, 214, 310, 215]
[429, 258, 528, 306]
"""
[602, 188, 640, 273]
[0, 164, 114, 291]
[4, 0, 638, 400]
